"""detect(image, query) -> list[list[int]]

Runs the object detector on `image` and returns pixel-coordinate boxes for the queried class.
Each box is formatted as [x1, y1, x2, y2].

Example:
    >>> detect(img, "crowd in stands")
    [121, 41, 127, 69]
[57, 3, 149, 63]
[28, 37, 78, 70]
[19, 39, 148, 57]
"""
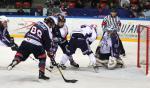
[0, 0, 150, 18]
[0, 0, 32, 8]
[46, 0, 150, 18]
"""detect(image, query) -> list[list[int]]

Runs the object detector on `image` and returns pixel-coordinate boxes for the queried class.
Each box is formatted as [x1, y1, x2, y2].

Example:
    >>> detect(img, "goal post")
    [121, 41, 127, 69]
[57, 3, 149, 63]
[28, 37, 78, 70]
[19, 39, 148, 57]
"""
[137, 25, 150, 75]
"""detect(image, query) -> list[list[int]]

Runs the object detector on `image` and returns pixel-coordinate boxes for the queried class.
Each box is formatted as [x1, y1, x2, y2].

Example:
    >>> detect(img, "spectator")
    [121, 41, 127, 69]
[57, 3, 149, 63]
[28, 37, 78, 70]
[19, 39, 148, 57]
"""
[143, 1, 150, 18]
[138, 11, 145, 18]
[83, 0, 92, 8]
[117, 3, 134, 18]
[130, 4, 139, 17]
[60, 1, 68, 16]
[52, 5, 61, 16]
[91, 0, 99, 8]
[120, 0, 130, 7]
[98, 2, 110, 17]
[17, 8, 25, 15]
[76, 0, 84, 8]
[35, 6, 43, 16]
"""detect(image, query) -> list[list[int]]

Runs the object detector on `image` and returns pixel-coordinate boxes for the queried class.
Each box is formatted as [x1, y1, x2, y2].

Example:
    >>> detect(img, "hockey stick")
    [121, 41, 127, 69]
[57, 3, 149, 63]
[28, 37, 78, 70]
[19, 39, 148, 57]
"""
[30, 56, 78, 83]
[30, 56, 53, 72]
[50, 57, 78, 83]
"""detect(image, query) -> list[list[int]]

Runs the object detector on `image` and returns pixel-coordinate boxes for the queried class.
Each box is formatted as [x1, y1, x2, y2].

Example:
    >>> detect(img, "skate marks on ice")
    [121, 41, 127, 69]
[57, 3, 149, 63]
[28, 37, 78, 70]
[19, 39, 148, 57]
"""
[63, 64, 126, 73]
[0, 70, 41, 83]
[61, 65, 150, 80]
[63, 66, 100, 72]
[0, 66, 8, 70]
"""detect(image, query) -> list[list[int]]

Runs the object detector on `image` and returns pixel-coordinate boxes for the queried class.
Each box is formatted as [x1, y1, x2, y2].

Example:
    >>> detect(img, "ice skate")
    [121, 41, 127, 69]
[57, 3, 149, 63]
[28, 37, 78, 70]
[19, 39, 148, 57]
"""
[39, 71, 49, 80]
[7, 61, 18, 70]
[70, 61, 79, 68]
[59, 64, 67, 70]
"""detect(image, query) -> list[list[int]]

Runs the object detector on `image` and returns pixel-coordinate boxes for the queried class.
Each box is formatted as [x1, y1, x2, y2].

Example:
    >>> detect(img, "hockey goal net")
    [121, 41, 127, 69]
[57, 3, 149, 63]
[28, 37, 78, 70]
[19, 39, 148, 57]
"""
[137, 25, 150, 75]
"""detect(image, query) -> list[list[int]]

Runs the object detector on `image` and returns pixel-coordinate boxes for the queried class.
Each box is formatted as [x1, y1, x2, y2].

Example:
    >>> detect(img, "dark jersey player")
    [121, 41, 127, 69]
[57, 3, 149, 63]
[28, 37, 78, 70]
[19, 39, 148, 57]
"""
[49, 15, 79, 69]
[0, 15, 18, 51]
[7, 16, 55, 80]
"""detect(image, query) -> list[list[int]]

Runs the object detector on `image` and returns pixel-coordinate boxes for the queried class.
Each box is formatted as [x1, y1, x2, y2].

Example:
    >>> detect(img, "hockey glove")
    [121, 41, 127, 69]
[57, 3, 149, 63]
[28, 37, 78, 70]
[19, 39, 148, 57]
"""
[50, 58, 58, 66]
[47, 51, 55, 59]
[53, 37, 61, 43]
[47, 51, 58, 66]
[9, 37, 18, 51]
[11, 43, 18, 51]
[95, 46, 100, 58]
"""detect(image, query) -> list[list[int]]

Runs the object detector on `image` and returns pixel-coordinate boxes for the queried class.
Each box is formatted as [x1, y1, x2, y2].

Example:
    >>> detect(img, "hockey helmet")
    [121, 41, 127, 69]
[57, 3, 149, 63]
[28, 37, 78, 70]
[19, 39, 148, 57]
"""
[80, 24, 87, 28]
[58, 14, 66, 23]
[44, 16, 55, 27]
[0, 15, 9, 22]
[48, 16, 58, 25]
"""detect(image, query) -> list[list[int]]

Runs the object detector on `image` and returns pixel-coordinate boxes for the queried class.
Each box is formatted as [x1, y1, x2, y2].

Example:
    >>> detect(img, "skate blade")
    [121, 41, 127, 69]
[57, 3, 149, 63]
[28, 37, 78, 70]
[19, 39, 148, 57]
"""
[38, 78, 50, 82]
[7, 66, 13, 70]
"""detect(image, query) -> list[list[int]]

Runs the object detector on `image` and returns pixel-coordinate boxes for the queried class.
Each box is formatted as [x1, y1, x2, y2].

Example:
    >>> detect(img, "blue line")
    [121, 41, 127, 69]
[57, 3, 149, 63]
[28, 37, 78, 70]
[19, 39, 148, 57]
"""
[7, 16, 150, 21]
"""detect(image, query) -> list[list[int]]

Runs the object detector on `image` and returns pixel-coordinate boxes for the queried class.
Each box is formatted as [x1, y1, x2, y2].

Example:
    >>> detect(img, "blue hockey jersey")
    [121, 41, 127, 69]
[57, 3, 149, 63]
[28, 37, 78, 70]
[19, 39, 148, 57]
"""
[24, 21, 53, 51]
[0, 26, 12, 46]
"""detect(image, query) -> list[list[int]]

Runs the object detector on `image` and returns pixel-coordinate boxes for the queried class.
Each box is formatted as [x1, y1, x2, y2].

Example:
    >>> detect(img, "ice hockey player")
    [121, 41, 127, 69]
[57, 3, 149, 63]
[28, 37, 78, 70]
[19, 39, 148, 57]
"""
[95, 25, 124, 70]
[0, 15, 18, 51]
[49, 15, 79, 70]
[7, 16, 55, 80]
[95, 8, 126, 58]
[59, 24, 98, 71]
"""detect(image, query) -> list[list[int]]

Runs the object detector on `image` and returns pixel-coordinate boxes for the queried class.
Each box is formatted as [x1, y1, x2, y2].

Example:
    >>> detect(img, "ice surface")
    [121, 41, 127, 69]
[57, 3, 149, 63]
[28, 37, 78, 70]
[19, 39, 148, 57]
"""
[0, 39, 150, 88]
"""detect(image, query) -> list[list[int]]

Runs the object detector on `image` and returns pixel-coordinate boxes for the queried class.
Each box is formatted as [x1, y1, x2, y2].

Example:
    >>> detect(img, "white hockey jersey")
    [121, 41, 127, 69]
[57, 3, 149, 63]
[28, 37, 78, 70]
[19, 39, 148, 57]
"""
[59, 24, 68, 38]
[51, 16, 68, 40]
[100, 32, 112, 54]
[87, 27, 97, 43]
[71, 25, 94, 39]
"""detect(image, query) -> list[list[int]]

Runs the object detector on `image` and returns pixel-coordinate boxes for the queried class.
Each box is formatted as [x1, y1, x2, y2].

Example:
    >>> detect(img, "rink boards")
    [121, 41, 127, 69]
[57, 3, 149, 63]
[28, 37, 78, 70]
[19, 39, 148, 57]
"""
[7, 16, 150, 42]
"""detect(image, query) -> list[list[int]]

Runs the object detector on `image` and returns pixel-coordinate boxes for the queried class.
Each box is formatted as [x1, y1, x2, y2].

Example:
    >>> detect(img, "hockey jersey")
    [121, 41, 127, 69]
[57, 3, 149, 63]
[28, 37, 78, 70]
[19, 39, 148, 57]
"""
[24, 21, 53, 51]
[52, 24, 68, 43]
[102, 15, 121, 32]
[100, 32, 112, 54]
[87, 26, 97, 43]
[0, 26, 12, 46]
[71, 25, 92, 37]
[71, 25, 97, 43]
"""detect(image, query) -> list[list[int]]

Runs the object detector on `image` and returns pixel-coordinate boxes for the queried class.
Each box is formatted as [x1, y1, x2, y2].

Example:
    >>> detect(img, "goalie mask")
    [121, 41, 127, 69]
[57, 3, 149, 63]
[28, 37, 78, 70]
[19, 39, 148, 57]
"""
[106, 25, 115, 31]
